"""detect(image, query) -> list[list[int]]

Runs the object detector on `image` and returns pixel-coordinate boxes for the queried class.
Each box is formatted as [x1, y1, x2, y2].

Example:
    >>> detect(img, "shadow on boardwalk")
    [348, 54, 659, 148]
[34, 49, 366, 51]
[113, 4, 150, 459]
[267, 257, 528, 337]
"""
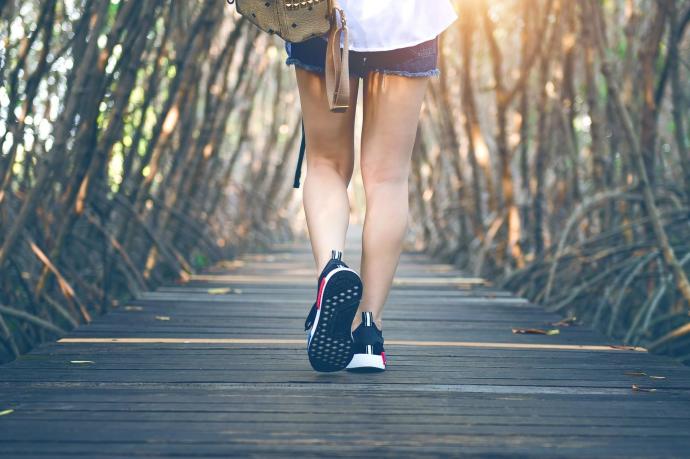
[1, 227, 690, 458]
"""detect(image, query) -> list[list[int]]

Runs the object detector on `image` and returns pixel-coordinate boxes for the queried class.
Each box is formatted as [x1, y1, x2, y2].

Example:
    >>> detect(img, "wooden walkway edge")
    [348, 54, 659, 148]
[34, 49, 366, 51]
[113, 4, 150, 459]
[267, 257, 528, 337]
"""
[2, 230, 690, 458]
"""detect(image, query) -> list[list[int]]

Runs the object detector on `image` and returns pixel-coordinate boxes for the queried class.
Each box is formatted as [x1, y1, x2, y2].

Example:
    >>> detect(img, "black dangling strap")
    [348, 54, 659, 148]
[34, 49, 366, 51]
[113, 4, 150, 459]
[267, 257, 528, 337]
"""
[293, 117, 306, 188]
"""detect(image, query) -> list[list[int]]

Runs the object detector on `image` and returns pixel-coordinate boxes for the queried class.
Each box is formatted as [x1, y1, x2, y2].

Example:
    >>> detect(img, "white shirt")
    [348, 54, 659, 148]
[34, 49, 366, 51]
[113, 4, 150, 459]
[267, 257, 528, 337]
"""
[328, 0, 459, 52]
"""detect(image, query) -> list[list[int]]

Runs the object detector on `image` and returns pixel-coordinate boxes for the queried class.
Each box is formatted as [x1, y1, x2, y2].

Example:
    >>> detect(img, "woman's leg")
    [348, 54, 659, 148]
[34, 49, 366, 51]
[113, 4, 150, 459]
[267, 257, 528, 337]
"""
[355, 72, 430, 330]
[294, 68, 360, 273]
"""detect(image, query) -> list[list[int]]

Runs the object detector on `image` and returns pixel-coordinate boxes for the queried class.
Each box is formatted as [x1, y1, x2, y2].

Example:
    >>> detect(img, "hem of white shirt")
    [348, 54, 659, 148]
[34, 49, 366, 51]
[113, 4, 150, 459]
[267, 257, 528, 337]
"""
[321, 15, 458, 53]
[346, 35, 438, 52]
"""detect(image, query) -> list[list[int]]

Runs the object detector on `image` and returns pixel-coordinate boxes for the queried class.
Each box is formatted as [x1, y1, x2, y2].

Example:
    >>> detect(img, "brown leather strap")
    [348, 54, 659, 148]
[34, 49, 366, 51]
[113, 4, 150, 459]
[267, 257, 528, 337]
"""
[325, 6, 349, 112]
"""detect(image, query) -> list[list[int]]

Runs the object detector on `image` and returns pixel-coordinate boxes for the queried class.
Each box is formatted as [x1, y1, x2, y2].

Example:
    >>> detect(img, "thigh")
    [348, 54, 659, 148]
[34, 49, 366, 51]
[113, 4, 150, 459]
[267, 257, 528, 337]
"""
[360, 72, 430, 185]
[294, 68, 360, 176]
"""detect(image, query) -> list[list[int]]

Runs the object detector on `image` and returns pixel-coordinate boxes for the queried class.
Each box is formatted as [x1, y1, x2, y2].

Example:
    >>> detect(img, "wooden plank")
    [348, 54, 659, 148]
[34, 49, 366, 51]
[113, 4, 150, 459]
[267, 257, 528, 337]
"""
[54, 337, 647, 352]
[1, 438, 688, 459]
[1, 230, 690, 457]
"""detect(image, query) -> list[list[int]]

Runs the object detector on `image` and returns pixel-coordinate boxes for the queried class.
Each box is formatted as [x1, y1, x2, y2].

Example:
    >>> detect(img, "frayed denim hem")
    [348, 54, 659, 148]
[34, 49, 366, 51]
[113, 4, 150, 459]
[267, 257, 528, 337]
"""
[285, 58, 325, 75]
[285, 57, 440, 79]
[372, 68, 441, 78]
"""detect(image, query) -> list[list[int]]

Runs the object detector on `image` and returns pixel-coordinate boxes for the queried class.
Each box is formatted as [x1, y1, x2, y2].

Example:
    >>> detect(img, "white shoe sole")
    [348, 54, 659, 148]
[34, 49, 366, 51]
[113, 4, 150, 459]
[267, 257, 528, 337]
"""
[346, 353, 386, 371]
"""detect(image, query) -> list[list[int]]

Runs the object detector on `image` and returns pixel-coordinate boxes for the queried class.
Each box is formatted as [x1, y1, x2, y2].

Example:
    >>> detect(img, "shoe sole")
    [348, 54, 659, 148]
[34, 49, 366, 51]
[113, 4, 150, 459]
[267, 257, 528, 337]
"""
[346, 353, 386, 372]
[307, 267, 362, 372]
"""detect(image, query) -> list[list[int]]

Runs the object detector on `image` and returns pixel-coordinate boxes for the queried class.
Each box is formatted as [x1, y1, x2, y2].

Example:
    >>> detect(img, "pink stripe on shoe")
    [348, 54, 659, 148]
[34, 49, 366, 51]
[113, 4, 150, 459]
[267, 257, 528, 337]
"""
[316, 277, 326, 310]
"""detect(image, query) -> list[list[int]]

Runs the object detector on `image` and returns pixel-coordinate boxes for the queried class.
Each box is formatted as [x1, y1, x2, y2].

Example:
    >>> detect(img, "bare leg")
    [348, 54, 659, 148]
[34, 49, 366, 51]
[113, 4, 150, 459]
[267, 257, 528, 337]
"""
[354, 72, 430, 330]
[294, 68, 360, 273]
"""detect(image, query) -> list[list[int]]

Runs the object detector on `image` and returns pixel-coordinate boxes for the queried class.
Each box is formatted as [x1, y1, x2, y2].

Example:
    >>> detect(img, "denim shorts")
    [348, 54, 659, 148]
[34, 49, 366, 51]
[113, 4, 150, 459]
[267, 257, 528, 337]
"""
[284, 35, 440, 79]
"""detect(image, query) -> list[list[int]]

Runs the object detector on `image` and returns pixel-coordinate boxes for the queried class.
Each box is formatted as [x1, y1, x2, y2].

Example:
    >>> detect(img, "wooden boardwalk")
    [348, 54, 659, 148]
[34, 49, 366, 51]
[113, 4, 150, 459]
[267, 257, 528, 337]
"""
[2, 229, 690, 458]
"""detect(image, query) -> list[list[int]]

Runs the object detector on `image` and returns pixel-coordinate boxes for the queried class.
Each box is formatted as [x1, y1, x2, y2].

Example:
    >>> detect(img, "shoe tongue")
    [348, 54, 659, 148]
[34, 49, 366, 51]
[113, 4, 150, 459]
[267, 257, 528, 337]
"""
[361, 311, 374, 327]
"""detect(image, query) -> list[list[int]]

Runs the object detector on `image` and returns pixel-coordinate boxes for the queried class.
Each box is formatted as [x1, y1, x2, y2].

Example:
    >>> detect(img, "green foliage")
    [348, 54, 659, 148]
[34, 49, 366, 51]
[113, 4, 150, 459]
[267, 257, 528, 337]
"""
[191, 251, 210, 270]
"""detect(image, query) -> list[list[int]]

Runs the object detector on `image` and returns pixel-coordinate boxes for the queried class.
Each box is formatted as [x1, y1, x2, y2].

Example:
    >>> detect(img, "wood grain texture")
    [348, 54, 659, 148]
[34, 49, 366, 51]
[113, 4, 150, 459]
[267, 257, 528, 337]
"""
[1, 232, 690, 458]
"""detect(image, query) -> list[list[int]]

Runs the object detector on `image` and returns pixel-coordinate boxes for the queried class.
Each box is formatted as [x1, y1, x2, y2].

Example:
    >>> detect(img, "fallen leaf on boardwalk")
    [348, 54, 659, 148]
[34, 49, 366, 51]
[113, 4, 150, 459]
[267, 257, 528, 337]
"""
[124, 305, 143, 311]
[624, 371, 647, 376]
[610, 345, 638, 351]
[512, 328, 560, 335]
[624, 371, 666, 380]
[207, 287, 242, 295]
[69, 360, 94, 364]
[0, 409, 14, 416]
[550, 316, 577, 327]
[215, 260, 245, 269]
[155, 315, 171, 321]
[632, 384, 656, 392]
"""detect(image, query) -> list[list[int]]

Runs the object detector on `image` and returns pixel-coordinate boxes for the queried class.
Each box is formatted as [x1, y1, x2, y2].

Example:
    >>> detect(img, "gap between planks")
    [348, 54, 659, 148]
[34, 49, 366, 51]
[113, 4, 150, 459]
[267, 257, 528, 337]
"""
[56, 337, 647, 352]
[188, 274, 489, 287]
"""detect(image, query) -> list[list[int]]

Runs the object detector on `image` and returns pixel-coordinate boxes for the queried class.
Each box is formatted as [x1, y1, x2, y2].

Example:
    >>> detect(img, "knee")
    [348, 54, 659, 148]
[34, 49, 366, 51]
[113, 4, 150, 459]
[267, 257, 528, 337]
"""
[307, 153, 354, 184]
[306, 140, 354, 183]
[361, 162, 409, 196]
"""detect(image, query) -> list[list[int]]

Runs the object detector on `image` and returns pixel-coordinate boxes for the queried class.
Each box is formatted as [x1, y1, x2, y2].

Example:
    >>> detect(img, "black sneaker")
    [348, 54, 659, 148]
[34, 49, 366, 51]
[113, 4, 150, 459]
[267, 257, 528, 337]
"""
[304, 250, 363, 372]
[346, 311, 386, 372]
